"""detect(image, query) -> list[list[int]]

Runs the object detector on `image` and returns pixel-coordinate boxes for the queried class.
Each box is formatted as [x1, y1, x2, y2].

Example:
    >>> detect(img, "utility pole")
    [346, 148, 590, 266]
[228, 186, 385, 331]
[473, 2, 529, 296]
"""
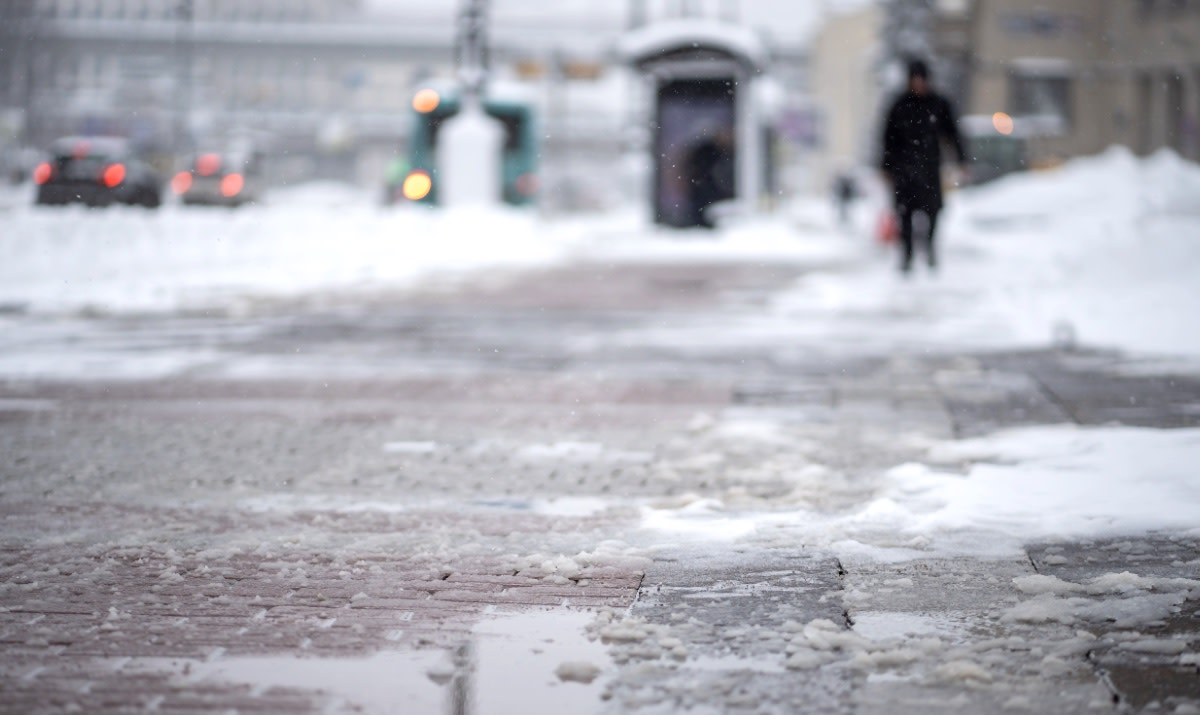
[456, 0, 489, 109]
[438, 0, 502, 207]
[0, 1, 39, 148]
[175, 0, 194, 154]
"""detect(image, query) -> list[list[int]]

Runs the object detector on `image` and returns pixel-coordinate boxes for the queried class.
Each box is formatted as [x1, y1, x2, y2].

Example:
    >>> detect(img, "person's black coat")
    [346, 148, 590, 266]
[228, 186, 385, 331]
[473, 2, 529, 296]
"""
[881, 91, 966, 212]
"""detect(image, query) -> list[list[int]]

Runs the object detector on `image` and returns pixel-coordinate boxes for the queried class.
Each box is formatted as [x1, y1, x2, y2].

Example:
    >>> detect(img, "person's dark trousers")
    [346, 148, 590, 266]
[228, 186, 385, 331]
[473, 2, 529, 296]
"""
[897, 205, 939, 273]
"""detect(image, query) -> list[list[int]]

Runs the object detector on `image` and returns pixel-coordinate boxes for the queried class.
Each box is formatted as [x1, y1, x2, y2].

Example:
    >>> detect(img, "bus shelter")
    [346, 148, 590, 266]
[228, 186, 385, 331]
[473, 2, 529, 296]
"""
[619, 19, 770, 228]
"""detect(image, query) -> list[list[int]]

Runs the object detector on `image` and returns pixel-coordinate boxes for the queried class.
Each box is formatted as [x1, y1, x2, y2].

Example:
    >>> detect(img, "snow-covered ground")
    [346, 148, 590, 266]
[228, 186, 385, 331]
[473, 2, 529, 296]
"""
[2, 147, 1199, 565]
[646, 422, 1200, 560]
[773, 146, 1200, 359]
[3, 147, 1198, 358]
[3, 150, 1199, 712]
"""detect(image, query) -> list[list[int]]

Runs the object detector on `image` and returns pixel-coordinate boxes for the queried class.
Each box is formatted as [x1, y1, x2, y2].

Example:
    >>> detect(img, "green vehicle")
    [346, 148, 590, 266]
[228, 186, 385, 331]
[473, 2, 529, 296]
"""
[960, 114, 1029, 185]
[403, 83, 539, 206]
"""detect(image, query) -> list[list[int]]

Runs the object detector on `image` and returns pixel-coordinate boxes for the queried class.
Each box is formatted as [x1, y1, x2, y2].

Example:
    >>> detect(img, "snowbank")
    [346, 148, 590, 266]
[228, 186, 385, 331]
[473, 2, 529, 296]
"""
[0, 189, 570, 314]
[4, 148, 1197, 363]
[773, 147, 1200, 359]
[645, 424, 1200, 560]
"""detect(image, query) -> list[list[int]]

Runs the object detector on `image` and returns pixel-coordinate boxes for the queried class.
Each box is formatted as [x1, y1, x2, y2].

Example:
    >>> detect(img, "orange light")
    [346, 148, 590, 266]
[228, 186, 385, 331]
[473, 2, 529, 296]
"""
[33, 162, 53, 185]
[992, 112, 1015, 136]
[412, 88, 440, 114]
[172, 171, 193, 195]
[402, 170, 432, 201]
[220, 173, 244, 198]
[102, 163, 126, 188]
[197, 153, 221, 176]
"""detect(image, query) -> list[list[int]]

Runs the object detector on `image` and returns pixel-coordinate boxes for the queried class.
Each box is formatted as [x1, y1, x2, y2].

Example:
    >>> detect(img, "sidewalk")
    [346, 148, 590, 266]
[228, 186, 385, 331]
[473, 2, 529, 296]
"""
[2, 345, 1197, 714]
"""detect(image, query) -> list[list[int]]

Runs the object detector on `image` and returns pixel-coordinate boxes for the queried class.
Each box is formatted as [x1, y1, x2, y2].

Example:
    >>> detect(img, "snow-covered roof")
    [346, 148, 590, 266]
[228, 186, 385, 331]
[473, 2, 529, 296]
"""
[616, 19, 769, 73]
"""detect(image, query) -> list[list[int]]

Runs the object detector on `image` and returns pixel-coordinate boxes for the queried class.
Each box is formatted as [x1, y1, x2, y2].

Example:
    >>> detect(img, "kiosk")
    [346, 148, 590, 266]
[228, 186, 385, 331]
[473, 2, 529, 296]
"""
[619, 19, 770, 228]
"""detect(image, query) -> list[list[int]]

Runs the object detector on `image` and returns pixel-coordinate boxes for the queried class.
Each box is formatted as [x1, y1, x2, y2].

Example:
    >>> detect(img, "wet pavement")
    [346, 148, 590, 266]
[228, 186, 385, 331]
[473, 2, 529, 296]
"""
[1, 259, 1198, 713]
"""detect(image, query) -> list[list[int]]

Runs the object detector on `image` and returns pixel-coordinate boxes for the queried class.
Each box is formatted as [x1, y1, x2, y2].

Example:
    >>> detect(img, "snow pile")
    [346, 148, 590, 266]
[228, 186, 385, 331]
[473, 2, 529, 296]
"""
[0, 195, 571, 314]
[1005, 571, 1200, 629]
[502, 543, 651, 586]
[886, 425, 1200, 548]
[773, 147, 1200, 358]
[5, 148, 1197, 360]
[587, 608, 690, 663]
[645, 424, 1200, 560]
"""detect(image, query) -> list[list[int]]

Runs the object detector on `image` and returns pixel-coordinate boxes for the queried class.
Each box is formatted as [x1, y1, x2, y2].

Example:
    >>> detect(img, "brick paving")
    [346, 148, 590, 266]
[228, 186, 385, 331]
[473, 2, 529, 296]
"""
[0, 499, 644, 714]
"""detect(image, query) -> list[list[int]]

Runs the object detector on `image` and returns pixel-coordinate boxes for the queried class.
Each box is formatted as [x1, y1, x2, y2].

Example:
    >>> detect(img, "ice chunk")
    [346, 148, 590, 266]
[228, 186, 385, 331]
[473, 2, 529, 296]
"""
[555, 661, 602, 684]
[932, 660, 992, 683]
[1012, 574, 1085, 596]
[1001, 594, 1085, 624]
[784, 650, 826, 670]
[1118, 639, 1188, 655]
[382, 441, 437, 454]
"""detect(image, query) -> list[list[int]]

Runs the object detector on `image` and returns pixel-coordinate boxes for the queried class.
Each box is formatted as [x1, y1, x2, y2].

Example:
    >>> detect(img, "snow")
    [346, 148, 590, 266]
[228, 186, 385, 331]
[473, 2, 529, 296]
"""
[5, 147, 1197, 361]
[769, 147, 1200, 358]
[0, 185, 569, 315]
[617, 17, 770, 71]
[3, 147, 1199, 561]
[645, 424, 1200, 561]
[2, 148, 1199, 705]
[883, 425, 1200, 549]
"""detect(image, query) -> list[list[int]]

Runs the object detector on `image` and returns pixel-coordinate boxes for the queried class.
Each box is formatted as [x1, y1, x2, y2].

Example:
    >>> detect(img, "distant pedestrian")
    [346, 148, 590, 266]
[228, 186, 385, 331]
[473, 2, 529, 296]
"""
[832, 171, 858, 226]
[880, 59, 967, 273]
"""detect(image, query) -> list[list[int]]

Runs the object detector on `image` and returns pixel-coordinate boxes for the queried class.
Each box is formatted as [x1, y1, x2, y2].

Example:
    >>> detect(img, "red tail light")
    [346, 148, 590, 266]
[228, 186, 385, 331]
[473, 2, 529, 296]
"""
[33, 162, 53, 185]
[172, 171, 193, 195]
[220, 173, 244, 198]
[102, 163, 126, 188]
[197, 153, 221, 177]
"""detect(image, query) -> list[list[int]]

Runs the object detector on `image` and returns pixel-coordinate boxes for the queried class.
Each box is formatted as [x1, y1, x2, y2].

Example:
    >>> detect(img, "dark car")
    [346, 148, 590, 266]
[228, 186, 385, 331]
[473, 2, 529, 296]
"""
[172, 150, 264, 207]
[33, 136, 162, 208]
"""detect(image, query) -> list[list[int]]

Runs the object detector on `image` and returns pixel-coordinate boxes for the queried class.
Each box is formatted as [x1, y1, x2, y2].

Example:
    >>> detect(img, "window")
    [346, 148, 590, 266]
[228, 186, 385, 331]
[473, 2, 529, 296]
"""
[1010, 70, 1072, 131]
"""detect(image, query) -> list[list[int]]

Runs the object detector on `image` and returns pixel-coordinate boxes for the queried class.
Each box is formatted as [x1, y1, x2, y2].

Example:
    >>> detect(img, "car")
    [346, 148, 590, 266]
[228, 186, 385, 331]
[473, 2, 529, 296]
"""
[33, 136, 162, 208]
[172, 150, 264, 207]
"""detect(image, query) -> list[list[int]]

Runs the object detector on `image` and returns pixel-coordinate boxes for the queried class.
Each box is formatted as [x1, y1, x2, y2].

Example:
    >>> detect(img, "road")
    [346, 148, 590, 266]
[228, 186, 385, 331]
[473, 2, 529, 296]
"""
[2, 257, 1198, 714]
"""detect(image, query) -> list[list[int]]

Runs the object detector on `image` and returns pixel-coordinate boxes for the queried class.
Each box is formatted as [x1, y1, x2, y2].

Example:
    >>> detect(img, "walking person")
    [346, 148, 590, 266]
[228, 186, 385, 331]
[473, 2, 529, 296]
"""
[880, 59, 968, 274]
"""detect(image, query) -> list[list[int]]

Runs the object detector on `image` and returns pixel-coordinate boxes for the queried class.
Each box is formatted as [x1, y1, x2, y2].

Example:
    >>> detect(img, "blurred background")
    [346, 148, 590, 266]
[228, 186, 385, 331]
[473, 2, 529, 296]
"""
[0, 0, 1197, 213]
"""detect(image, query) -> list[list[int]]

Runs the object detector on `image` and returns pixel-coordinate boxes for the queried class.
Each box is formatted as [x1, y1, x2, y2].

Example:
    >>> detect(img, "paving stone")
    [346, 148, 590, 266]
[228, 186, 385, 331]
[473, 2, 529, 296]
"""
[1027, 536, 1200, 711]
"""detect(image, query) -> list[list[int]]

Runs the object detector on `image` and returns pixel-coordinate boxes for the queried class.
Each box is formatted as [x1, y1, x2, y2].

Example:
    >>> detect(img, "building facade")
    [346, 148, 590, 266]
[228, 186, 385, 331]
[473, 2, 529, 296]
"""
[958, 0, 1200, 163]
[1, 1, 813, 196]
[1, 0, 452, 182]
[808, 4, 884, 194]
